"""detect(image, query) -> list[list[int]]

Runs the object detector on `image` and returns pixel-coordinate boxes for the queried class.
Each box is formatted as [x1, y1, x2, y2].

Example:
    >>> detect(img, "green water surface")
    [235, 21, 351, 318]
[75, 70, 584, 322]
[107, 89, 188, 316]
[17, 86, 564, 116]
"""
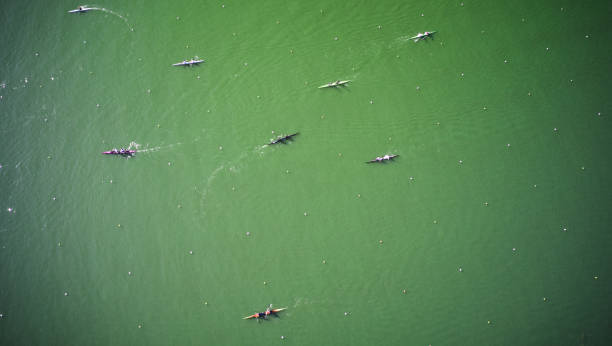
[1, 0, 611, 345]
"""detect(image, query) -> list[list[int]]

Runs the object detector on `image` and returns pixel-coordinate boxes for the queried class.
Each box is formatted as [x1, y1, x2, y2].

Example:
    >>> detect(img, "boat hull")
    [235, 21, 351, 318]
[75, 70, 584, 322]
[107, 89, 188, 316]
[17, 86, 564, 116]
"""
[318, 80, 350, 89]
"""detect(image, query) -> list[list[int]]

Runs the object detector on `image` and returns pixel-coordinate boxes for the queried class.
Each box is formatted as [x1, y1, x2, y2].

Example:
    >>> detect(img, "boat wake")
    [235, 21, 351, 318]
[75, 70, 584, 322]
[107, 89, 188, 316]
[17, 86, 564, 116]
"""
[127, 141, 182, 154]
[81, 5, 134, 31]
[198, 145, 265, 217]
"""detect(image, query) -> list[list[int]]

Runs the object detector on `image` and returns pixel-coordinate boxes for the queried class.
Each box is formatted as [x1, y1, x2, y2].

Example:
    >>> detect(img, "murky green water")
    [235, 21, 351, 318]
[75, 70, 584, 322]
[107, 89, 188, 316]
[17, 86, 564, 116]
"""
[1, 0, 611, 345]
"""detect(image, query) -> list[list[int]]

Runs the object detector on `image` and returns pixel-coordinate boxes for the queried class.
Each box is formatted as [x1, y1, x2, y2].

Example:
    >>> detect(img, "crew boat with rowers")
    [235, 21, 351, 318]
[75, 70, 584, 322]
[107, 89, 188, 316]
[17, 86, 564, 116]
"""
[68, 6, 93, 13]
[269, 132, 298, 145]
[243, 307, 287, 320]
[366, 154, 398, 163]
[102, 148, 135, 157]
[318, 80, 350, 88]
[410, 31, 436, 42]
[172, 58, 205, 67]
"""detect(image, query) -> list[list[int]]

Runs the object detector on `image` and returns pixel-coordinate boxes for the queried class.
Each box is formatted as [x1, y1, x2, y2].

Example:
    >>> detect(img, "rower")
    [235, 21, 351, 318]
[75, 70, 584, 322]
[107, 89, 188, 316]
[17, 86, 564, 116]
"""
[383, 155, 390, 160]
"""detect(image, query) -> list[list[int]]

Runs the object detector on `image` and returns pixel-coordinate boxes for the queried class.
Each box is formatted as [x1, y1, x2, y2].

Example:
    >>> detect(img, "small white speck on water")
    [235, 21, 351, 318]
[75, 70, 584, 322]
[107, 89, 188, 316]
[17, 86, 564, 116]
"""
[402, 289, 407, 294]
[379, 240, 383, 244]
[281, 336, 285, 340]
[176, 16, 179, 20]
[263, 281, 267, 285]
[218, 146, 223, 150]
[189, 250, 193, 255]
[409, 176, 414, 181]
[7, 208, 13, 212]
[420, 13, 424, 17]
[546, 47, 550, 51]
[506, 143, 511, 148]
[138, 323, 143, 329]
[562, 227, 567, 232]
[553, 127, 558, 132]
[109, 179, 113, 184]
[52, 196, 56, 201]
[585, 35, 589, 39]
[244, 62, 248, 66]
[433, 220, 438, 224]
[416, 86, 420, 90]
[504, 59, 508, 63]
[246, 231, 250, 236]
[521, 18, 525, 22]
[304, 212, 308, 216]
[369, 100, 374, 104]
[533, 184, 537, 188]
[338, 153, 342, 157]
[344, 312, 349, 316]
[147, 89, 151, 94]
[542, 297, 547, 302]
[459, 160, 463, 164]
[377, 25, 382, 29]
[597, 112, 601, 116]
[167, 162, 172, 166]
[0, 313, 3, 318]
[128, 271, 132, 276]
[483, 106, 487, 110]
[484, 202, 489, 206]
[322, 260, 326, 264]
[333, 36, 338, 41]
[64, 291, 69, 296]
[528, 92, 532, 96]
[221, 4, 225, 8]
[96, 103, 100, 108]
[458, 267, 463, 272]
[285, 169, 290, 174]
[460, 72, 464, 77]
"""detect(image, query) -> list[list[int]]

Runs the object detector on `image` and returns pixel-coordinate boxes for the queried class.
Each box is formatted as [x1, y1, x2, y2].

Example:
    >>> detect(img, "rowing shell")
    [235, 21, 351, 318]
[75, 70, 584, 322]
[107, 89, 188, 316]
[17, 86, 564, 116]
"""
[366, 154, 399, 163]
[172, 59, 205, 66]
[243, 308, 287, 319]
[68, 7, 92, 13]
[102, 150, 136, 155]
[318, 80, 350, 89]
[410, 31, 436, 41]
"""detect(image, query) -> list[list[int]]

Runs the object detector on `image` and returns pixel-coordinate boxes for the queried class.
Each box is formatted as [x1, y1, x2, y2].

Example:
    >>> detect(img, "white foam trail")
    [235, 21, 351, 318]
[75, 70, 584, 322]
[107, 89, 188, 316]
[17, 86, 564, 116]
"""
[82, 5, 134, 31]
[198, 145, 265, 216]
[128, 141, 182, 153]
